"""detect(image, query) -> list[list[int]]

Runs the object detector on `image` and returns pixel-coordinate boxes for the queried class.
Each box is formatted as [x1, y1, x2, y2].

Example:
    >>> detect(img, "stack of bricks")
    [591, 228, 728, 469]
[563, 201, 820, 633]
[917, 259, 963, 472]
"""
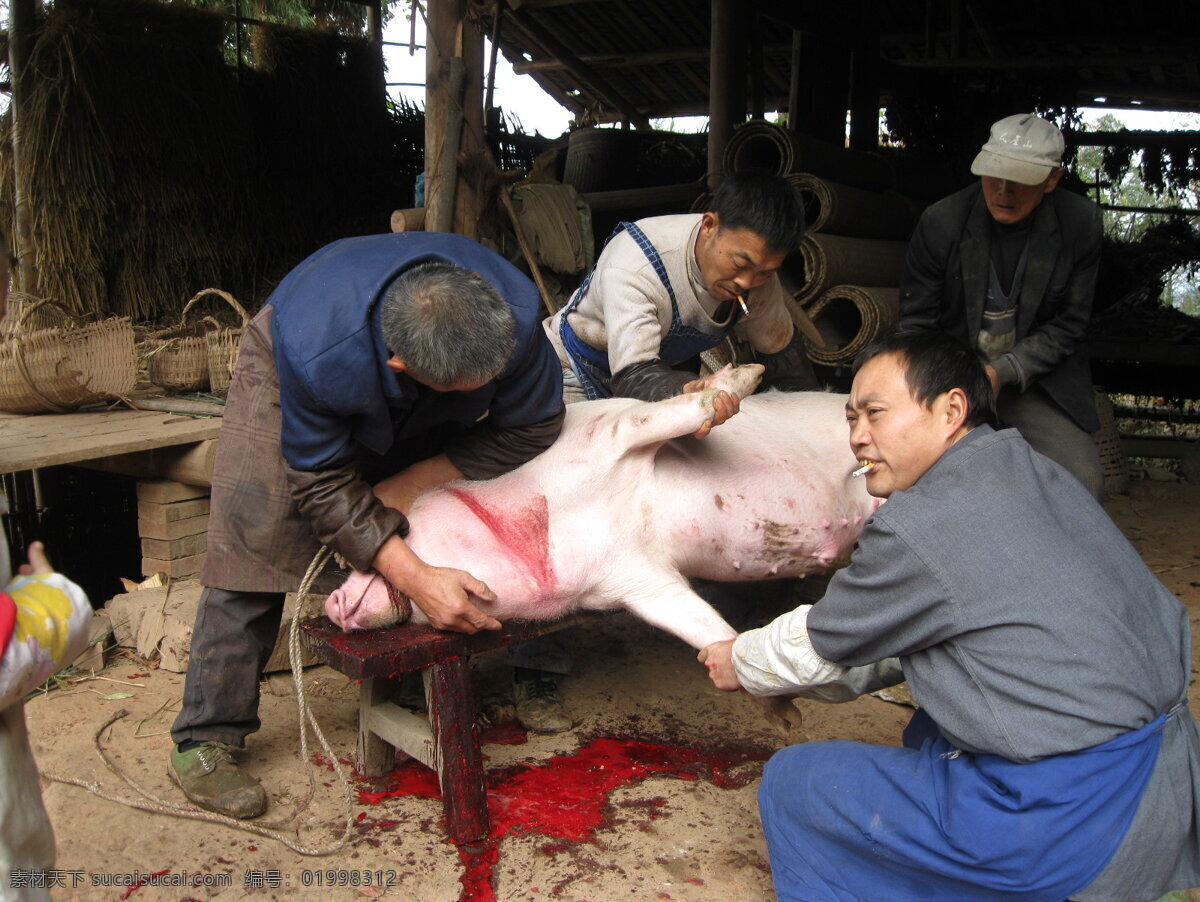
[137, 479, 210, 579]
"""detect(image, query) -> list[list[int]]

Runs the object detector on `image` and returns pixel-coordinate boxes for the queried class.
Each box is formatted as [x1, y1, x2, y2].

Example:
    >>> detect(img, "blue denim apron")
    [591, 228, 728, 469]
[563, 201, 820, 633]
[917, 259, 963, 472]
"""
[559, 221, 738, 400]
[758, 703, 1178, 902]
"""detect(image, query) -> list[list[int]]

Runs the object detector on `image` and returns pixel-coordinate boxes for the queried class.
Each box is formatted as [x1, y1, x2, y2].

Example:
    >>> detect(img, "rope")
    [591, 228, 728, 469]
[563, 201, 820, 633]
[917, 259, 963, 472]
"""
[41, 545, 357, 856]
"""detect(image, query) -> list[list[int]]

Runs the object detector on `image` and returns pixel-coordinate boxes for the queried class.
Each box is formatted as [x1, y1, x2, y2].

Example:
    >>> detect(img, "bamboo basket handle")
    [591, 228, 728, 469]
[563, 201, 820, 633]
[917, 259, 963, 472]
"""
[7, 298, 81, 413]
[181, 289, 251, 328]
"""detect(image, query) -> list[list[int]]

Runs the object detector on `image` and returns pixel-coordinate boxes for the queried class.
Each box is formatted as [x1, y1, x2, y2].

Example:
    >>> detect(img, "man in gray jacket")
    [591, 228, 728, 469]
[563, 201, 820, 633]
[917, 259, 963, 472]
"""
[899, 113, 1104, 498]
[699, 331, 1199, 901]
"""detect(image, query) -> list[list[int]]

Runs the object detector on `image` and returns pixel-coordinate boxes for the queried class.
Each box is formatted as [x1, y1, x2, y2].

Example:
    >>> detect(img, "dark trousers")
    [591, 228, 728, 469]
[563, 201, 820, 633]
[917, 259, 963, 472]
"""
[171, 587, 285, 747]
[170, 586, 570, 747]
[998, 384, 1104, 501]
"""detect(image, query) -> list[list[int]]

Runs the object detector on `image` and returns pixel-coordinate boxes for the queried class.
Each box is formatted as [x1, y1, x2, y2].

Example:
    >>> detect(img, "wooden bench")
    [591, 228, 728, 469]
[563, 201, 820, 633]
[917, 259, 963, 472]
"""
[300, 615, 576, 843]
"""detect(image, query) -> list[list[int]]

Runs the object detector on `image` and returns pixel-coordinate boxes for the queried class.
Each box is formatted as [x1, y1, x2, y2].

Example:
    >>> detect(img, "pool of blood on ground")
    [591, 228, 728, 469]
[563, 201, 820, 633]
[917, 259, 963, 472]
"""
[355, 722, 771, 902]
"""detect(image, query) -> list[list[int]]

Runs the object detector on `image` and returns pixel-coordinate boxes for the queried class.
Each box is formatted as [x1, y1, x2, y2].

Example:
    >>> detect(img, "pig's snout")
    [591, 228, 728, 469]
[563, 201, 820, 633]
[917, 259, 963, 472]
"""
[325, 585, 362, 631]
[325, 571, 416, 632]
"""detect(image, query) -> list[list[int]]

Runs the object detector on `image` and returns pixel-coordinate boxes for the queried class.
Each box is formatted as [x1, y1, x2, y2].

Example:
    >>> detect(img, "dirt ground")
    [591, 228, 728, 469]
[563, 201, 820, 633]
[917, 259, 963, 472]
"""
[23, 477, 1200, 902]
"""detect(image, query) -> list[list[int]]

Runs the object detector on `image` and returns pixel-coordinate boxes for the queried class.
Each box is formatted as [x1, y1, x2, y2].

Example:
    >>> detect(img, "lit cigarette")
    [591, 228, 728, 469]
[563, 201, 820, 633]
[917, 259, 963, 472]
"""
[737, 294, 750, 315]
[851, 461, 875, 478]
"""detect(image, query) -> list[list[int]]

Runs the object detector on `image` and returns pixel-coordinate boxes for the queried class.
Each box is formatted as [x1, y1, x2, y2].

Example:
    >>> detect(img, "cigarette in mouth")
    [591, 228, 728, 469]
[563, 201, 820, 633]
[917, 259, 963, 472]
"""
[851, 461, 875, 478]
[737, 294, 750, 315]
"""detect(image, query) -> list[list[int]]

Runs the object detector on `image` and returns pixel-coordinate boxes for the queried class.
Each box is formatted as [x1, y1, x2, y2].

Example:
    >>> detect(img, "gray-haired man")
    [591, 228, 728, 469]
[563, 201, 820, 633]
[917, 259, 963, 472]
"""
[170, 233, 565, 819]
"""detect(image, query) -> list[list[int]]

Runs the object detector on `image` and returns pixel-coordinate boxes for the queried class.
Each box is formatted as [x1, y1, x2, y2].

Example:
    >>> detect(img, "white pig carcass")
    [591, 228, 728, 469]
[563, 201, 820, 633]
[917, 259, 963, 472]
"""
[326, 364, 877, 651]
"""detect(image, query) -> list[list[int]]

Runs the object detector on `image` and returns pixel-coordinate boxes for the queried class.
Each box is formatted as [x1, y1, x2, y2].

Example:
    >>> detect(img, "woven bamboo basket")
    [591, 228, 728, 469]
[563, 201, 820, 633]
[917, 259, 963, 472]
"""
[1092, 387, 1131, 496]
[0, 296, 137, 414]
[142, 288, 246, 394]
[196, 289, 250, 398]
[804, 285, 900, 366]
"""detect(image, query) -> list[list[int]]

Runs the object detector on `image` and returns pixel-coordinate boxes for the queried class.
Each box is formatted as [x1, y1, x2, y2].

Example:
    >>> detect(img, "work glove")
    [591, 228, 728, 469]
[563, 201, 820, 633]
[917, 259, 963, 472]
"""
[611, 359, 696, 402]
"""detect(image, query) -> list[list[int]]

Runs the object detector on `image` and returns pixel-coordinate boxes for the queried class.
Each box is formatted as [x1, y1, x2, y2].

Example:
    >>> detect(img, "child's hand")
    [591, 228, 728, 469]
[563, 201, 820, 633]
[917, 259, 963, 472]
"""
[17, 541, 53, 576]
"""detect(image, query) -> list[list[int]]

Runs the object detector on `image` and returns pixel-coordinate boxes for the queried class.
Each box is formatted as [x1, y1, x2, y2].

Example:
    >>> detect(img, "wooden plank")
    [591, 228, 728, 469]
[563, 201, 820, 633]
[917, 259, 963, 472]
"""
[363, 698, 437, 769]
[137, 513, 210, 541]
[301, 614, 582, 679]
[358, 679, 399, 777]
[138, 498, 211, 526]
[0, 409, 221, 474]
[137, 479, 210, 503]
[1090, 342, 1200, 368]
[142, 552, 205, 578]
[80, 440, 218, 487]
[140, 533, 208, 560]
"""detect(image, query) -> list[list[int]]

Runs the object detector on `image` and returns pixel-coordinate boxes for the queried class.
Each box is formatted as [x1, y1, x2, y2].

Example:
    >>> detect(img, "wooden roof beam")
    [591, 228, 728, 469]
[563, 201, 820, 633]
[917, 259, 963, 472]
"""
[891, 53, 1200, 69]
[512, 44, 793, 74]
[505, 4, 650, 128]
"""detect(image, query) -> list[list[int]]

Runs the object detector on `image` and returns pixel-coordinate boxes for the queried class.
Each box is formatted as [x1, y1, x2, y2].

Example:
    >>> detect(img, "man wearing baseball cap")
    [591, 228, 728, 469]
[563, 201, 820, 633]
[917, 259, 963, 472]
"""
[899, 113, 1104, 499]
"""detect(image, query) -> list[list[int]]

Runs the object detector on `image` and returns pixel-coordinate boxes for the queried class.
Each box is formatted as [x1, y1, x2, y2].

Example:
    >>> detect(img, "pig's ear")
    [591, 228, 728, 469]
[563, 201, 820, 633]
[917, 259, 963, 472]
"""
[386, 356, 408, 374]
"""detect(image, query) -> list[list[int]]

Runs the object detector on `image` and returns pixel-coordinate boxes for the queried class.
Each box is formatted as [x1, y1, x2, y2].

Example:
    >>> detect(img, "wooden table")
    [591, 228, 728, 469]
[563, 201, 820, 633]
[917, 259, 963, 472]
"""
[0, 408, 221, 477]
[301, 614, 579, 844]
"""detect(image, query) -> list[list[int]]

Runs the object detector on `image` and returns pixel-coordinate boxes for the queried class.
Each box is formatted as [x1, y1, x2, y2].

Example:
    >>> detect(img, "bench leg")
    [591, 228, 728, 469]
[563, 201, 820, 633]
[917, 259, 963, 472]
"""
[357, 678, 396, 777]
[427, 656, 489, 843]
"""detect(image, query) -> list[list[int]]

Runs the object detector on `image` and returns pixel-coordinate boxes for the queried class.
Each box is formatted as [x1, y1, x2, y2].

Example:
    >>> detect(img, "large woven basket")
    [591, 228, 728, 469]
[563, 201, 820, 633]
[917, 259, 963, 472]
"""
[1092, 387, 1131, 496]
[0, 296, 137, 414]
[143, 288, 246, 394]
[196, 289, 250, 398]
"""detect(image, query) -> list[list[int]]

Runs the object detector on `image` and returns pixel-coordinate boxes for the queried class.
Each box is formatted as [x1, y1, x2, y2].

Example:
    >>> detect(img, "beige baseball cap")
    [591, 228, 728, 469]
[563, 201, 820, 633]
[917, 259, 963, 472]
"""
[970, 113, 1064, 186]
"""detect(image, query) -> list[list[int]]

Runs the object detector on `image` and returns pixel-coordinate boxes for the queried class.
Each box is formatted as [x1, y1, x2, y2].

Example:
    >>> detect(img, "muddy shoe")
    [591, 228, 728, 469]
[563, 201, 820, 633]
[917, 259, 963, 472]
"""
[170, 742, 268, 819]
[513, 669, 573, 733]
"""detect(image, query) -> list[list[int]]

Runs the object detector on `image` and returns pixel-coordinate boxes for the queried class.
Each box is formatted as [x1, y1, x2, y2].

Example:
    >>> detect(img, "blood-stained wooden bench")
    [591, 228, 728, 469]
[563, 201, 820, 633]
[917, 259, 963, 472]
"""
[300, 615, 577, 843]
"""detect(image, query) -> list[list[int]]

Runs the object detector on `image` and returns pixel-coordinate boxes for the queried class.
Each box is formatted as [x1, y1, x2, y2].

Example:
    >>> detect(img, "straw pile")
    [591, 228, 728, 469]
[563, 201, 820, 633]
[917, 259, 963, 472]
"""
[0, 0, 421, 322]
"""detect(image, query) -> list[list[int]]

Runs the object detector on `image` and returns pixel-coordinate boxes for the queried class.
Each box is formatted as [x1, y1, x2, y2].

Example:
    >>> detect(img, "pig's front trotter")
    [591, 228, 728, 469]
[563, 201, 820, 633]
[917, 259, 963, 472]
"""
[752, 695, 807, 743]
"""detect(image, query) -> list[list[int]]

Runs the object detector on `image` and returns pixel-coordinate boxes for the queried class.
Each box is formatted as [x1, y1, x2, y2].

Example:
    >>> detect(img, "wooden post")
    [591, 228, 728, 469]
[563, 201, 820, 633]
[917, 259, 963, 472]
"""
[796, 34, 850, 147]
[750, 5, 766, 121]
[787, 29, 803, 132]
[427, 656, 489, 843]
[452, 11, 487, 240]
[365, 0, 387, 115]
[848, 12, 880, 152]
[708, 0, 740, 191]
[7, 0, 40, 296]
[425, 0, 466, 234]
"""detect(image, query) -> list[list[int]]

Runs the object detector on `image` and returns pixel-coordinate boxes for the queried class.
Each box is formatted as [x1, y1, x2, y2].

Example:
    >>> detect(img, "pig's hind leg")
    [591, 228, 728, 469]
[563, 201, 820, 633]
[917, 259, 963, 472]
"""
[613, 571, 740, 649]
[614, 572, 808, 740]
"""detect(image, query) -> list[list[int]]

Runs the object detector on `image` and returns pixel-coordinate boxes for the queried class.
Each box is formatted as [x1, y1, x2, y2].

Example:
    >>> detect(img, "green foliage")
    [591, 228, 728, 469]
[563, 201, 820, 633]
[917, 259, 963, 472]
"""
[1076, 114, 1200, 318]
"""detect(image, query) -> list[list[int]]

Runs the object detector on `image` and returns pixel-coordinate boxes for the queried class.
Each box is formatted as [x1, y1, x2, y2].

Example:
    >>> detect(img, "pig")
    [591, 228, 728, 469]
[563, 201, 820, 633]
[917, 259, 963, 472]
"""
[325, 363, 878, 654]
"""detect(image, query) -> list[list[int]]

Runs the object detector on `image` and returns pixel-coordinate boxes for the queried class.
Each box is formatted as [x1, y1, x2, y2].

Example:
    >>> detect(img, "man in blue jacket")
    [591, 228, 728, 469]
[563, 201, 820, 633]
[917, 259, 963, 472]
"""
[170, 233, 565, 819]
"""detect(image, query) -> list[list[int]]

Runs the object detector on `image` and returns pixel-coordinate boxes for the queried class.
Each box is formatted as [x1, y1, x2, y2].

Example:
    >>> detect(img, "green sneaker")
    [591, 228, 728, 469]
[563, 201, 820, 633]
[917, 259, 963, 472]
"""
[513, 670, 573, 733]
[169, 742, 268, 819]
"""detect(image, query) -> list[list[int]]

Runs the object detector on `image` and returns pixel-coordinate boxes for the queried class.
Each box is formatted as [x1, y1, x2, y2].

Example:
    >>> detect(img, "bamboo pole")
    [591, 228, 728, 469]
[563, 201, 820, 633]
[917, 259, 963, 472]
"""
[500, 188, 558, 317]
[8, 0, 40, 296]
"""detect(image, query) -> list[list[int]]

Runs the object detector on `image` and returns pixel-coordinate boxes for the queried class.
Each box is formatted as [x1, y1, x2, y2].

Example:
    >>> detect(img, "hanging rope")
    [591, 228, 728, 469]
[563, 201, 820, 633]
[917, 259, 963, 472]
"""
[41, 546, 357, 856]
